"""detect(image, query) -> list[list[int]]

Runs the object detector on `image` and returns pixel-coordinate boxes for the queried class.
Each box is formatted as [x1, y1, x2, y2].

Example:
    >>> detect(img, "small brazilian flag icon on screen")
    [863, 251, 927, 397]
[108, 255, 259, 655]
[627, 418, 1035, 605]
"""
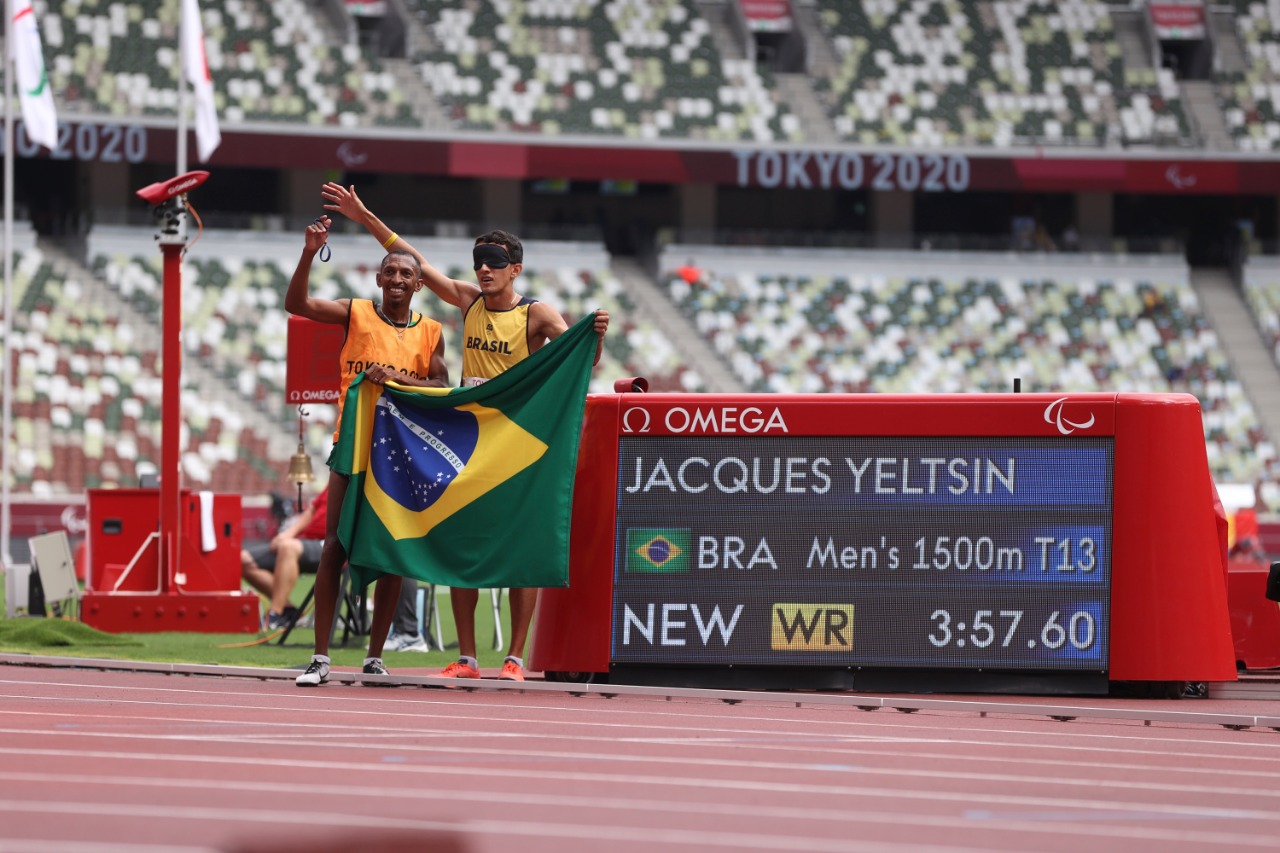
[627, 528, 691, 573]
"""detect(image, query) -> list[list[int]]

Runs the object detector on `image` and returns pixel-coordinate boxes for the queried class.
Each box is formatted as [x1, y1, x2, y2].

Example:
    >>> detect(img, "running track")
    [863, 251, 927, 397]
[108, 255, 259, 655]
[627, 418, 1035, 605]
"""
[2, 661, 1280, 853]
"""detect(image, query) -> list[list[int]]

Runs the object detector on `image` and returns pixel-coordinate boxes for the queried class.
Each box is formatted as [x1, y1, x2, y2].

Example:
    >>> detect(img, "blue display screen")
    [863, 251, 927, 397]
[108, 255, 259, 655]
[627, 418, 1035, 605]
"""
[612, 436, 1114, 672]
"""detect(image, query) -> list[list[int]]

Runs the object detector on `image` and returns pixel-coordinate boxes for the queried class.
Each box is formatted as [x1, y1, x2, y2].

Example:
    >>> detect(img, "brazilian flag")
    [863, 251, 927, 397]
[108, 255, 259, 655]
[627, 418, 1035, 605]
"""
[627, 528, 691, 573]
[333, 314, 599, 589]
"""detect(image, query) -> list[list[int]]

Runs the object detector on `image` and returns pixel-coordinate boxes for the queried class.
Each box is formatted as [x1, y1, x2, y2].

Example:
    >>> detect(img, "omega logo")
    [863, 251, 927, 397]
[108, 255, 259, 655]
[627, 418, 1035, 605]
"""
[622, 407, 652, 433]
[622, 406, 788, 435]
[1044, 397, 1096, 435]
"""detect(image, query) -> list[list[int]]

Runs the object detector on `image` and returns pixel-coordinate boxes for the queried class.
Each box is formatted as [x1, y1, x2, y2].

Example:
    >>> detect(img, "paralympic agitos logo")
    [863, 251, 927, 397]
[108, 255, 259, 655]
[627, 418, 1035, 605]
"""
[1044, 397, 1096, 435]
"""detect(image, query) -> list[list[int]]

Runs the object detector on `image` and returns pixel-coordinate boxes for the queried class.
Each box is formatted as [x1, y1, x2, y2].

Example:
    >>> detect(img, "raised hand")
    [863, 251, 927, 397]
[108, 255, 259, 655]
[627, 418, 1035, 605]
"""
[321, 182, 366, 221]
[304, 216, 331, 254]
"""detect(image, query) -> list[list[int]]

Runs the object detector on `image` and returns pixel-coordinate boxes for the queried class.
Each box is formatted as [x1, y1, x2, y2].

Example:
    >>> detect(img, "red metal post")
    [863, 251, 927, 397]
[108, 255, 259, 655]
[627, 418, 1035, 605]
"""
[159, 241, 184, 590]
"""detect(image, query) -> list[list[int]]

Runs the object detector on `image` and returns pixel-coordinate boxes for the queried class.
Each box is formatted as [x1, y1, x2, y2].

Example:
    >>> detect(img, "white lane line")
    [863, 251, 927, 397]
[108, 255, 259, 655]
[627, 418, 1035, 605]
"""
[3, 703, 1280, 781]
[0, 799, 989, 853]
[3, 685, 1279, 766]
[0, 770, 1274, 849]
[0, 726, 1277, 803]
[8, 673, 1280, 752]
[0, 841, 213, 853]
[2, 744, 1279, 835]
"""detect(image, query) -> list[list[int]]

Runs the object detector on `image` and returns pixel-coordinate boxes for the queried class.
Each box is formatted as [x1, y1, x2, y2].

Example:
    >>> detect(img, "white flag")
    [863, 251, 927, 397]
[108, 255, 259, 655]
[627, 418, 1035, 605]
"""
[181, 0, 220, 161]
[9, 0, 58, 151]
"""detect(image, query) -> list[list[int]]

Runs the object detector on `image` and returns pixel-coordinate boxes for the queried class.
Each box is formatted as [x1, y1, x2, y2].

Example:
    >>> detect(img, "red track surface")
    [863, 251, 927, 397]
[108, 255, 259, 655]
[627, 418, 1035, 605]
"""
[2, 663, 1280, 853]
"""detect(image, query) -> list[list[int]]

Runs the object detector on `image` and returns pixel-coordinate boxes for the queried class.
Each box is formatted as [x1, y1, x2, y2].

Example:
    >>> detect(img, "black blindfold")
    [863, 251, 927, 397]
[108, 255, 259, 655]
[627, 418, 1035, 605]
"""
[473, 244, 511, 270]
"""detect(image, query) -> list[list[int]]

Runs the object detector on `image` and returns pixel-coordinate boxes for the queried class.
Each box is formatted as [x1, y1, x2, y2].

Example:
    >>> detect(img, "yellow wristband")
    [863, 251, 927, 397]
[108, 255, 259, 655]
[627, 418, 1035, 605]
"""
[382, 232, 399, 250]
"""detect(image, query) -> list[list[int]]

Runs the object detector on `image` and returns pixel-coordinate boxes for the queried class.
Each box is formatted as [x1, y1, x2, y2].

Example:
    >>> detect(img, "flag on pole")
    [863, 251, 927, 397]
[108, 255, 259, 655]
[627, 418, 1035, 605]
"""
[181, 0, 220, 161]
[333, 314, 599, 590]
[9, 0, 57, 151]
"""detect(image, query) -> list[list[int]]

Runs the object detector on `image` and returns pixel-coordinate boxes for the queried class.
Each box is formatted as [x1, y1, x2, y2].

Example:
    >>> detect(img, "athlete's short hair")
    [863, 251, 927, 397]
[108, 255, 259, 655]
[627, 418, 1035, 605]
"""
[381, 249, 421, 275]
[474, 230, 523, 264]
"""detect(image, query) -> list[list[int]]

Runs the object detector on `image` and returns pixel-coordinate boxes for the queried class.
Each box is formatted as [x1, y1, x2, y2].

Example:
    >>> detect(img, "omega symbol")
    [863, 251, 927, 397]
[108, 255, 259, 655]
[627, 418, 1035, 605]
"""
[621, 407, 651, 434]
[1044, 397, 1095, 435]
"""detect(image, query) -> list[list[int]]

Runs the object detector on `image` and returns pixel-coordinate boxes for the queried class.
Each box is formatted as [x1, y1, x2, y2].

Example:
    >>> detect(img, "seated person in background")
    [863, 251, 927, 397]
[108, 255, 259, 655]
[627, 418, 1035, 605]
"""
[241, 485, 329, 629]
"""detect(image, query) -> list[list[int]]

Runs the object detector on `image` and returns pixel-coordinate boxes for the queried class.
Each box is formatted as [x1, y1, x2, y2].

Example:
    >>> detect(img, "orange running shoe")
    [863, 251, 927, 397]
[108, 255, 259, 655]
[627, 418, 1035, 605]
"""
[498, 660, 525, 682]
[439, 660, 480, 680]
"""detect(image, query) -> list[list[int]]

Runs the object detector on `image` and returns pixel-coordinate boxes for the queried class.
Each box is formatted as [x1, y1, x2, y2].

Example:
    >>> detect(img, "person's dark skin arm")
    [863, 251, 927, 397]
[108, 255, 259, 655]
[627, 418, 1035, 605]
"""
[285, 216, 350, 324]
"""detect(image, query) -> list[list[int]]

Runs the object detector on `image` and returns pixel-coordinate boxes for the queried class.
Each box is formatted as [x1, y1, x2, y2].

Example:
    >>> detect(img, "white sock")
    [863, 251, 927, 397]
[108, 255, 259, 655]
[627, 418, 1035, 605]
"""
[505, 656, 523, 668]
[459, 656, 478, 669]
[312, 654, 330, 664]
[364, 657, 382, 666]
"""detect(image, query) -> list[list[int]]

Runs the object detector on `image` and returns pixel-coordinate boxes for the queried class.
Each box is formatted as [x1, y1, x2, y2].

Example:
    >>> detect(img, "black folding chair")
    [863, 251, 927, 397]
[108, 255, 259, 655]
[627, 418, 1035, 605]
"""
[277, 565, 367, 646]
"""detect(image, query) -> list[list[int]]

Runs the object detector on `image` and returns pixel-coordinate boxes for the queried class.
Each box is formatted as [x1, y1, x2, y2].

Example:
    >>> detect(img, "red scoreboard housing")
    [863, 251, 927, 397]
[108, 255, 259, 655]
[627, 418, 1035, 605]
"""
[531, 392, 1237, 694]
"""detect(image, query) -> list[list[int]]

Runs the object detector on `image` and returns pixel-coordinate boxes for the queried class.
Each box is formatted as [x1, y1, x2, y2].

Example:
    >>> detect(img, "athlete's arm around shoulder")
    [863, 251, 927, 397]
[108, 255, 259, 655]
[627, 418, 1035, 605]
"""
[321, 182, 480, 310]
[284, 216, 350, 325]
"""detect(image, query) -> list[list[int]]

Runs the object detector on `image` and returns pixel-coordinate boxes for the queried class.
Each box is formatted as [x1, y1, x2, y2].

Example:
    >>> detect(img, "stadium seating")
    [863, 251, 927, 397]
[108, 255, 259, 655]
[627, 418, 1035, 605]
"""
[45, 0, 414, 127]
[6, 242, 285, 495]
[79, 226, 695, 493]
[13, 2, 1280, 504]
[1241, 256, 1280, 505]
[1244, 257, 1280, 364]
[405, 0, 801, 140]
[660, 245, 1270, 484]
[38, 0, 1199, 146]
[1218, 0, 1280, 150]
[10, 221, 1276, 495]
[812, 0, 1190, 147]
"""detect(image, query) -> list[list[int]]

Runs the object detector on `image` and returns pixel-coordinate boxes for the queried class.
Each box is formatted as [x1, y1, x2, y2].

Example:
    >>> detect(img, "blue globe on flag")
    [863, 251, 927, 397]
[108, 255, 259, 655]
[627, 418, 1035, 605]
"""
[369, 399, 478, 512]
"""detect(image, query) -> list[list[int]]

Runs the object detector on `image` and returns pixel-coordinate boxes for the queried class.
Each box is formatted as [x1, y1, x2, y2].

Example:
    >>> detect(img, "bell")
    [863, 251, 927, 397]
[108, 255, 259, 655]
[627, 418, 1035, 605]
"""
[287, 441, 314, 484]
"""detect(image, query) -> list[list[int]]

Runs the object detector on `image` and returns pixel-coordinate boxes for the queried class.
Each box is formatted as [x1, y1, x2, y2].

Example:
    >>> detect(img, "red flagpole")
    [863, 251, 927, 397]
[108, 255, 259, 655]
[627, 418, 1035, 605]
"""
[159, 241, 184, 588]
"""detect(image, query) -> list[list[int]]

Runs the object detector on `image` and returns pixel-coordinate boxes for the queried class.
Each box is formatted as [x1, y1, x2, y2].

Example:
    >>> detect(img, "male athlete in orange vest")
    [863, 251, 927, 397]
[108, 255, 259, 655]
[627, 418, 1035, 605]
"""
[288, 215, 451, 687]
